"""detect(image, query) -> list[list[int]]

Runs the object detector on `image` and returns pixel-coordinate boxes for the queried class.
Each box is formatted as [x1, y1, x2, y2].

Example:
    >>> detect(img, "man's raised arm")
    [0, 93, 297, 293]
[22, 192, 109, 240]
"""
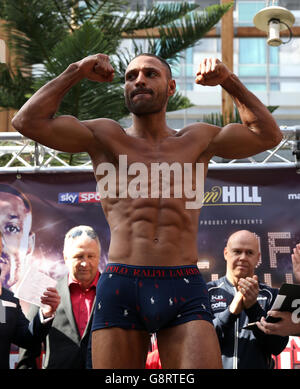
[196, 58, 283, 159]
[12, 54, 114, 153]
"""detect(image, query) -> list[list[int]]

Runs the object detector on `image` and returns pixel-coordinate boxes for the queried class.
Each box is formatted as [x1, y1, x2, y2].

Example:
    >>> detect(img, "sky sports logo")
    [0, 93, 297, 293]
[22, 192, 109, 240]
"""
[58, 192, 100, 204]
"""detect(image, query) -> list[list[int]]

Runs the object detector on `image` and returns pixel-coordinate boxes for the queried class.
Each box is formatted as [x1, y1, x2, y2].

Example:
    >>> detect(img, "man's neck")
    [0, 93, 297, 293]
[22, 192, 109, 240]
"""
[226, 273, 239, 288]
[130, 111, 172, 142]
[69, 273, 98, 291]
[78, 281, 92, 291]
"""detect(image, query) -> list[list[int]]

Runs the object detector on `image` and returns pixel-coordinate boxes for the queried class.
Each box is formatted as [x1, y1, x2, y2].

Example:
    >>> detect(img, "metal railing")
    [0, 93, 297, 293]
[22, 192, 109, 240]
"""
[0, 126, 299, 173]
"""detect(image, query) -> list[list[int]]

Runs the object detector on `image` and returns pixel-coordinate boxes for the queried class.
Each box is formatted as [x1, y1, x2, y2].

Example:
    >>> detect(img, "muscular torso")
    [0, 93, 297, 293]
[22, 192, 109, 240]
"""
[86, 119, 217, 266]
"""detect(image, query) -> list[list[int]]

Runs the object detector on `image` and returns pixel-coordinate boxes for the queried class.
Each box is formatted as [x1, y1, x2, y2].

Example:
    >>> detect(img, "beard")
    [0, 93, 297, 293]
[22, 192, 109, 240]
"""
[125, 86, 169, 116]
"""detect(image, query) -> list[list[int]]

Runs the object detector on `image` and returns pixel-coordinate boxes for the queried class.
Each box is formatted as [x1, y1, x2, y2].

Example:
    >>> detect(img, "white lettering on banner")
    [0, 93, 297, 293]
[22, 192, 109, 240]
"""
[288, 193, 300, 200]
[291, 299, 300, 324]
[58, 192, 101, 204]
[202, 186, 262, 206]
[199, 219, 263, 225]
[79, 192, 100, 203]
[222, 186, 262, 203]
[58, 192, 78, 204]
[268, 232, 291, 269]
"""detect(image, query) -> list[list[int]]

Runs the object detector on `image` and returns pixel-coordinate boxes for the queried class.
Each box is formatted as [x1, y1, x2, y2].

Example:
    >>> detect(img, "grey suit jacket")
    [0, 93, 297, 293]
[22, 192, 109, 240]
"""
[0, 287, 47, 369]
[17, 274, 96, 369]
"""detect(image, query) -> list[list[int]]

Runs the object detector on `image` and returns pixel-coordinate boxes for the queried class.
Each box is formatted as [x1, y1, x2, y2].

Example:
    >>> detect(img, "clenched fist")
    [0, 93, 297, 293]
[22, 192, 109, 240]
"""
[195, 58, 231, 87]
[75, 53, 114, 83]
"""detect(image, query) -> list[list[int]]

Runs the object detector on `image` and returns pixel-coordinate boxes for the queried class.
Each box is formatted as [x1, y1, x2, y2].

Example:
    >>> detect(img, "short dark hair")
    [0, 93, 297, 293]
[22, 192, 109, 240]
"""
[131, 53, 172, 78]
[0, 184, 31, 212]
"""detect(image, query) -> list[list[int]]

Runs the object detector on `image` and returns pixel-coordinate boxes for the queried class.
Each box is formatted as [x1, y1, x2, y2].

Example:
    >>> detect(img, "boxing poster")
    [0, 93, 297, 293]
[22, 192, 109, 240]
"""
[0, 165, 299, 368]
[198, 166, 299, 289]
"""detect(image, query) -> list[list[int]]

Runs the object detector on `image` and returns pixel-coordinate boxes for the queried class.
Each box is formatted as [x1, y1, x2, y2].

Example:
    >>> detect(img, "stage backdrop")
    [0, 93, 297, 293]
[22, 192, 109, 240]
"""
[1, 165, 299, 369]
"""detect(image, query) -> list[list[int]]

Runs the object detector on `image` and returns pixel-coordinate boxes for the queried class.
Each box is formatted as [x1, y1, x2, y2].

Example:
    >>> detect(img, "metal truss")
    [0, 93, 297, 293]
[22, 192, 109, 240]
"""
[0, 126, 299, 173]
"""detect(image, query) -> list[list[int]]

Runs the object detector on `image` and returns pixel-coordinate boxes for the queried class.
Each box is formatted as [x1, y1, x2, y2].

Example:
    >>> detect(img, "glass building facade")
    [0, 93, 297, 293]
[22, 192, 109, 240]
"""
[123, 0, 300, 129]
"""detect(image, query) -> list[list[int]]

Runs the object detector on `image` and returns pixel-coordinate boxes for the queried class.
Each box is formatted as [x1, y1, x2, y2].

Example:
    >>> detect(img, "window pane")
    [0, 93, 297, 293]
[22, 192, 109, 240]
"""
[237, 1, 265, 26]
[239, 39, 279, 76]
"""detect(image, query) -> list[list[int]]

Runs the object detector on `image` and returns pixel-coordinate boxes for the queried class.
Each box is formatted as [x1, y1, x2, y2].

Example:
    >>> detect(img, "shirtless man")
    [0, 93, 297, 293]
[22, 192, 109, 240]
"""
[12, 53, 282, 369]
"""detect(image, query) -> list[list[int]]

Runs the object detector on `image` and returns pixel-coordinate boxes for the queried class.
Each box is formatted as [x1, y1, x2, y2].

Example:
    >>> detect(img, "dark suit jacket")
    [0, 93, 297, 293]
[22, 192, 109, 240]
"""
[0, 287, 48, 369]
[17, 274, 96, 369]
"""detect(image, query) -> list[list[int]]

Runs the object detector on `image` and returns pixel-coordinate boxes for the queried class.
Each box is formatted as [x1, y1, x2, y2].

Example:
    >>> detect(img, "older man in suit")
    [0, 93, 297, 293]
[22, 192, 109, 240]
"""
[0, 232, 60, 369]
[17, 225, 101, 369]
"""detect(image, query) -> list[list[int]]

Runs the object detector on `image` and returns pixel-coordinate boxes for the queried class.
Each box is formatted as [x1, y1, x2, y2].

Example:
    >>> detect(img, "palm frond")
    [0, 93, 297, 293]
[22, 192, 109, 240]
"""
[1, 0, 68, 68]
[0, 1, 232, 118]
[167, 91, 193, 112]
[0, 63, 34, 109]
[95, 2, 200, 35]
[53, 0, 129, 27]
[155, 3, 233, 61]
[43, 21, 119, 76]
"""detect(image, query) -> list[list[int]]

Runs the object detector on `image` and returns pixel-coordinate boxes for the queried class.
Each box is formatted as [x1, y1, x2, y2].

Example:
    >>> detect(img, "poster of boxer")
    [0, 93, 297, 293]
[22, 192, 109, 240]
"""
[1, 165, 299, 368]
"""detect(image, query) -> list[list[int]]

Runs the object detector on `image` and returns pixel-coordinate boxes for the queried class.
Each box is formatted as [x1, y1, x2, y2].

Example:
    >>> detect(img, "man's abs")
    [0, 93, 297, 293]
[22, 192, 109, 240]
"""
[102, 197, 200, 266]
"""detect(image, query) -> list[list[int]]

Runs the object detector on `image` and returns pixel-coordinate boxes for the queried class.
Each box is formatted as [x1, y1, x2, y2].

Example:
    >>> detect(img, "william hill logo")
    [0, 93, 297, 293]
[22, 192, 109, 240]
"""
[203, 186, 262, 206]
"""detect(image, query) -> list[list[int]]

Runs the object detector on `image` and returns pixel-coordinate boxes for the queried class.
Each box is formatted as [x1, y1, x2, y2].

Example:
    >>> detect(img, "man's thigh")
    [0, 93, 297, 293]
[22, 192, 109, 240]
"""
[157, 320, 222, 369]
[92, 327, 150, 369]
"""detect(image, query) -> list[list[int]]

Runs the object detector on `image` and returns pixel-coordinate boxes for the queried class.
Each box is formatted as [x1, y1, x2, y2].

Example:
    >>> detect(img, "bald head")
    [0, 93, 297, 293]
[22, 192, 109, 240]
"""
[224, 230, 261, 284]
[227, 230, 260, 251]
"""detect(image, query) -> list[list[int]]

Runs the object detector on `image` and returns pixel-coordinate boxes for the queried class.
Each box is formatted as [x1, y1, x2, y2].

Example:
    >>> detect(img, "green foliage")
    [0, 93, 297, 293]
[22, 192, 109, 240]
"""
[0, 1, 231, 121]
[0, 1, 233, 166]
[153, 4, 233, 62]
[0, 66, 34, 109]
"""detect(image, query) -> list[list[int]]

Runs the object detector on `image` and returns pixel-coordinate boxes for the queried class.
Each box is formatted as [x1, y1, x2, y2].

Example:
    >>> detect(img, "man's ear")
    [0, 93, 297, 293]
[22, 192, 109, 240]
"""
[224, 246, 228, 262]
[168, 79, 176, 97]
[27, 232, 35, 256]
[255, 252, 261, 268]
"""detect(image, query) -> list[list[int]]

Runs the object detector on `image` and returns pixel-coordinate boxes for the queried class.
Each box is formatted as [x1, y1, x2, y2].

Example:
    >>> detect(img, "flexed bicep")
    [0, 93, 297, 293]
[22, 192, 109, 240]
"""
[195, 57, 282, 159]
[20, 114, 96, 153]
[209, 122, 276, 159]
[12, 53, 114, 153]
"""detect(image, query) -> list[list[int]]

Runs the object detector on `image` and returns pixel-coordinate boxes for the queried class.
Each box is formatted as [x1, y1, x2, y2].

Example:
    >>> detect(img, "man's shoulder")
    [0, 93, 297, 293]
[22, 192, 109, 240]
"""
[56, 274, 69, 290]
[83, 118, 124, 132]
[0, 287, 17, 303]
[178, 122, 220, 136]
[207, 276, 226, 289]
[177, 122, 222, 156]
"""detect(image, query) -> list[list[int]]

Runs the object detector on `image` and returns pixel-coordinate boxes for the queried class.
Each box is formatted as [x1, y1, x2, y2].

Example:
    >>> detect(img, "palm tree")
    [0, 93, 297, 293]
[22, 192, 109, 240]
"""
[0, 0, 232, 165]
